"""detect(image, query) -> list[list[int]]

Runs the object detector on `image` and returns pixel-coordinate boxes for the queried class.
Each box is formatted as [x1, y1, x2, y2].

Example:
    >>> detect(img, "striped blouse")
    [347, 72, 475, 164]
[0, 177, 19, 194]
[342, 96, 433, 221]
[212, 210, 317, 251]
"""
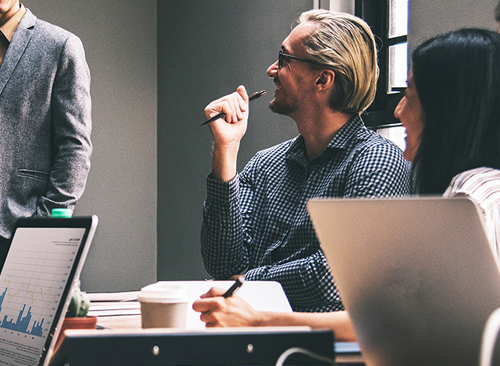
[444, 167, 500, 259]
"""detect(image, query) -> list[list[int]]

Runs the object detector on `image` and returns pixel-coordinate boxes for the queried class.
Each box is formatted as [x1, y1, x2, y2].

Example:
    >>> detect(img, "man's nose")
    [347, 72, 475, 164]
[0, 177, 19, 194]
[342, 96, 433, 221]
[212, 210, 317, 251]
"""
[267, 60, 279, 78]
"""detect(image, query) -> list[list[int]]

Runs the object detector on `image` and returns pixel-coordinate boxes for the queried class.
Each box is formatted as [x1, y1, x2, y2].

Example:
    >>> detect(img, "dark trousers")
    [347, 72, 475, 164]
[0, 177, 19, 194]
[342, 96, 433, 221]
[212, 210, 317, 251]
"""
[0, 236, 11, 271]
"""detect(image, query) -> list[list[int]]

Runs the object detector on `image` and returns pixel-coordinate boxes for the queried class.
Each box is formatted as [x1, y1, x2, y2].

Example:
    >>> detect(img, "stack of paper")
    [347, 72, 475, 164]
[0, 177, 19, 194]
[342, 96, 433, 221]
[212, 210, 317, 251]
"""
[87, 291, 140, 317]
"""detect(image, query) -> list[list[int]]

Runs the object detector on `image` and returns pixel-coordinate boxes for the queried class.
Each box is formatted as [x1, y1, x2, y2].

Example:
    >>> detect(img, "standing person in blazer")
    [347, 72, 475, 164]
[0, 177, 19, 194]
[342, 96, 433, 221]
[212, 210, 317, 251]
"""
[0, 1, 92, 266]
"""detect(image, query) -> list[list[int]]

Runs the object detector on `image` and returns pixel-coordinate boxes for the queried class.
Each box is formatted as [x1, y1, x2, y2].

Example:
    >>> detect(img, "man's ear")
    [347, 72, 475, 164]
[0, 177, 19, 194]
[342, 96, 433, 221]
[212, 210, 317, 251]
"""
[315, 69, 335, 91]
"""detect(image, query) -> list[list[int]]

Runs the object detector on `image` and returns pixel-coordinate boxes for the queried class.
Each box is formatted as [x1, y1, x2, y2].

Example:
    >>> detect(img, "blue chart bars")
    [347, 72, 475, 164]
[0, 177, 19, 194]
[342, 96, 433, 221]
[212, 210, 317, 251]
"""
[0, 288, 45, 337]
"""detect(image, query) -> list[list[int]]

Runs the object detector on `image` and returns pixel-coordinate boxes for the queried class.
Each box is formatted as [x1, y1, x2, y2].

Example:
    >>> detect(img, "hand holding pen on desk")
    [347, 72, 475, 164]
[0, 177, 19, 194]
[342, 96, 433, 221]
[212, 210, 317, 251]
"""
[222, 276, 245, 298]
[192, 276, 260, 327]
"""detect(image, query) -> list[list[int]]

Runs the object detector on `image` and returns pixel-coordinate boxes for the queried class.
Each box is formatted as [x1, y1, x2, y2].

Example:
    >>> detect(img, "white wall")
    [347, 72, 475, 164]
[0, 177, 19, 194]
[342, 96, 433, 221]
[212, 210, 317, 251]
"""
[26, 1, 158, 292]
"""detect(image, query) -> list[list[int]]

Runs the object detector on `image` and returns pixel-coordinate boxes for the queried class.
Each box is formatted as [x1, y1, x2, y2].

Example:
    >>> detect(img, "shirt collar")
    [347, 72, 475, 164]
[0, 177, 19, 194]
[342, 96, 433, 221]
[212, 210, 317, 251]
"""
[0, 3, 26, 42]
[324, 114, 365, 150]
[287, 114, 365, 160]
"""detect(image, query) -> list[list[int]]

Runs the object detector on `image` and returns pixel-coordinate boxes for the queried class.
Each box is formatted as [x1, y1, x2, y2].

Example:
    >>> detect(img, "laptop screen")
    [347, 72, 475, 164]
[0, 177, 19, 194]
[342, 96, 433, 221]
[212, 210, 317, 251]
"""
[0, 216, 97, 366]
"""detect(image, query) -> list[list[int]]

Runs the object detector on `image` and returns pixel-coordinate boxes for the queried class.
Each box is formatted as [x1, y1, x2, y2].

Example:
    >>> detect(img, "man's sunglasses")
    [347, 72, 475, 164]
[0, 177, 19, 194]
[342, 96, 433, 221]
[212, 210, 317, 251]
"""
[278, 50, 318, 69]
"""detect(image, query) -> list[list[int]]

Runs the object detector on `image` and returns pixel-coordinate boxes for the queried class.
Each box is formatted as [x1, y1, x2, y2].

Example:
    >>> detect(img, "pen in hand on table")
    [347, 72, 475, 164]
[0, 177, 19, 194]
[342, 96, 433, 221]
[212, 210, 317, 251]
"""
[222, 276, 245, 298]
[201, 90, 266, 126]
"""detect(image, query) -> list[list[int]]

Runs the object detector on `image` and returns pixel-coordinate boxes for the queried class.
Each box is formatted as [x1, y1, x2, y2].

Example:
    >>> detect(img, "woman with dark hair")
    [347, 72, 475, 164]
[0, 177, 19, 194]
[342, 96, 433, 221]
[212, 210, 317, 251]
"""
[395, 28, 500, 257]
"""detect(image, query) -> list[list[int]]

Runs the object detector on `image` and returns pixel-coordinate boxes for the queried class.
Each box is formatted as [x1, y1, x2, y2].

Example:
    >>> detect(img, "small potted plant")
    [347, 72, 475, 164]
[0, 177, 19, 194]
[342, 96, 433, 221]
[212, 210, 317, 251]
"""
[64, 286, 96, 324]
[55, 286, 97, 349]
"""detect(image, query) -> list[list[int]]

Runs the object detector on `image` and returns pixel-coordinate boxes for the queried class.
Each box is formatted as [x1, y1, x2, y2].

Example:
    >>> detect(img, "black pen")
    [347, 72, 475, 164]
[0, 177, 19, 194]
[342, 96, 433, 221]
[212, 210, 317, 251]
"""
[222, 276, 245, 298]
[201, 90, 266, 126]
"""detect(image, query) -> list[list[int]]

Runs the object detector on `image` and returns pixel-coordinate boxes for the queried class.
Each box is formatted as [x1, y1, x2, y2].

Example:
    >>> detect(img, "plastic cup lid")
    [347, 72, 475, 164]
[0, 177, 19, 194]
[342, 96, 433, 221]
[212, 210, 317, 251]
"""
[138, 283, 187, 303]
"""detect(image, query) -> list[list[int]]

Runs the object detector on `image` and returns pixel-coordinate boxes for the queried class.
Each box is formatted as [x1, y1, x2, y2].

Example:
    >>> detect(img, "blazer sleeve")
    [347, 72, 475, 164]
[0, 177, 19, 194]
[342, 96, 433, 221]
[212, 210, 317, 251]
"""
[37, 34, 92, 215]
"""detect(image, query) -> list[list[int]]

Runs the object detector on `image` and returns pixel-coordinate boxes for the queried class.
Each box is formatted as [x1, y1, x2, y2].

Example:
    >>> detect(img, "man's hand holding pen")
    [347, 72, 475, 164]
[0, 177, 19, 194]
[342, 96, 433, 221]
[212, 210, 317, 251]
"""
[203, 86, 265, 183]
[192, 277, 262, 328]
[204, 85, 249, 182]
[204, 85, 249, 142]
[202, 88, 266, 126]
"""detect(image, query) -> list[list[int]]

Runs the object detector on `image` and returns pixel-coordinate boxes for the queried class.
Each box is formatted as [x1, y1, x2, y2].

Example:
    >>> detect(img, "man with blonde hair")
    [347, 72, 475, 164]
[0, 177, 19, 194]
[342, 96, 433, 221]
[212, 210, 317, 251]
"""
[199, 10, 410, 318]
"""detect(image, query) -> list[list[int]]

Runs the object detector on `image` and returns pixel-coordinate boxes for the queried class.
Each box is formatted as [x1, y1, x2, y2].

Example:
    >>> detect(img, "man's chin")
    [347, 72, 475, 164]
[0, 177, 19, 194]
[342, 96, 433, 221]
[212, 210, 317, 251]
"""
[269, 99, 293, 116]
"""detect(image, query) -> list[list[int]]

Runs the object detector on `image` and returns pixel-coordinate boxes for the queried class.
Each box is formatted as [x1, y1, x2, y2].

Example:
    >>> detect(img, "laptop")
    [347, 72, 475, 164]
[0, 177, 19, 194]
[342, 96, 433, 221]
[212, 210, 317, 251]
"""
[0, 215, 98, 366]
[308, 197, 500, 366]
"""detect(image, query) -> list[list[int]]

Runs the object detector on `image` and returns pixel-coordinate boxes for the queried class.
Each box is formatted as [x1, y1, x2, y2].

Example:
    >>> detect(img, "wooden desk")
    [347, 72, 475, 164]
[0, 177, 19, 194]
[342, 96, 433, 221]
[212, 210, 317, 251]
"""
[97, 314, 141, 329]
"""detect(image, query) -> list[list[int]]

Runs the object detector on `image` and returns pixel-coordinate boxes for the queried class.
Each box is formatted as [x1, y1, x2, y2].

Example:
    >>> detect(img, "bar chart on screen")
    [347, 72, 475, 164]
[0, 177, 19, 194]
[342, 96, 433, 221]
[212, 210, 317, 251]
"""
[0, 225, 88, 366]
[0, 249, 74, 340]
[0, 228, 84, 343]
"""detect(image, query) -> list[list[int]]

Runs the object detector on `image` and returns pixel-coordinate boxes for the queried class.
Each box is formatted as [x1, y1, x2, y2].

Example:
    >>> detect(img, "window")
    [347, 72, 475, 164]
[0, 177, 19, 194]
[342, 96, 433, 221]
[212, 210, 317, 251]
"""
[376, 124, 406, 151]
[355, 0, 408, 150]
[315, 0, 409, 149]
[387, 0, 409, 95]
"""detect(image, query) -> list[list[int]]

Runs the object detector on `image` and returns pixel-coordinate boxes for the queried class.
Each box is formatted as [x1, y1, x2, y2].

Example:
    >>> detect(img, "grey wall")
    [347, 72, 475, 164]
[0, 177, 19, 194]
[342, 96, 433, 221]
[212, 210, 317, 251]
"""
[157, 0, 313, 280]
[409, 0, 499, 52]
[21, 0, 498, 292]
[156, 0, 500, 281]
[27, 1, 158, 292]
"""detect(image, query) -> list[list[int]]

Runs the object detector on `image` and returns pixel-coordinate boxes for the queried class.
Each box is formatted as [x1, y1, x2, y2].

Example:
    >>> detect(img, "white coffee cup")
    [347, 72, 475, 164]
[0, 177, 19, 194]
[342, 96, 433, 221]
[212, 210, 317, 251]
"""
[138, 283, 188, 329]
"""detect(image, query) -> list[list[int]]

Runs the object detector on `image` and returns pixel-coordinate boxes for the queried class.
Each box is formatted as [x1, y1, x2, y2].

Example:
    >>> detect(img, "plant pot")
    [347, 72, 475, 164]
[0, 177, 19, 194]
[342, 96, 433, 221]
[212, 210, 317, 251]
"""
[55, 316, 97, 351]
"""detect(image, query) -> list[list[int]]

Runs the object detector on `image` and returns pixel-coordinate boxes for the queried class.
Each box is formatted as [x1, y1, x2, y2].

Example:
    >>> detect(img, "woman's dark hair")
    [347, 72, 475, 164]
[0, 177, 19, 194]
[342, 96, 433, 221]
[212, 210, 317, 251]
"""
[411, 28, 500, 194]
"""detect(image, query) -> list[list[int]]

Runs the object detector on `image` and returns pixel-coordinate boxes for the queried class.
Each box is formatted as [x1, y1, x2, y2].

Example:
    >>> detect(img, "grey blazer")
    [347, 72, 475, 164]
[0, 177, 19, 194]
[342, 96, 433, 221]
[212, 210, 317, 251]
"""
[0, 9, 92, 239]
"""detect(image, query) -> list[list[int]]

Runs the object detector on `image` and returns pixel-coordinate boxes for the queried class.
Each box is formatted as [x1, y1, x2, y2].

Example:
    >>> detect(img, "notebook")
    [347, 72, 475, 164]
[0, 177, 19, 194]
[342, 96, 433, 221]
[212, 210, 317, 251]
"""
[0, 215, 98, 366]
[308, 197, 500, 366]
[146, 280, 293, 329]
[87, 280, 293, 328]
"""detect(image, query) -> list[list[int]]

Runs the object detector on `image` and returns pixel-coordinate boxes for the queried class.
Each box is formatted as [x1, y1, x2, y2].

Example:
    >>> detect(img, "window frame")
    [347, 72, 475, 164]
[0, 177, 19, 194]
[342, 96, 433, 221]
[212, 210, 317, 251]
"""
[354, 0, 407, 129]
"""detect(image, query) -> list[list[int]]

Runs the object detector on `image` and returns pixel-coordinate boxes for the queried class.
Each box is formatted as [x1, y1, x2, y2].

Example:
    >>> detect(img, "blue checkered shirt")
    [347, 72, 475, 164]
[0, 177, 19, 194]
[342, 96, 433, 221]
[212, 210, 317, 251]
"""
[201, 116, 411, 312]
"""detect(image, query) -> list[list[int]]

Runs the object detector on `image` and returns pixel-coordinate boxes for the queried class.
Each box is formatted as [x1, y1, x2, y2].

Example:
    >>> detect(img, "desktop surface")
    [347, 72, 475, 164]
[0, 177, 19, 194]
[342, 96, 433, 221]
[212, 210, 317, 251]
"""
[54, 282, 342, 365]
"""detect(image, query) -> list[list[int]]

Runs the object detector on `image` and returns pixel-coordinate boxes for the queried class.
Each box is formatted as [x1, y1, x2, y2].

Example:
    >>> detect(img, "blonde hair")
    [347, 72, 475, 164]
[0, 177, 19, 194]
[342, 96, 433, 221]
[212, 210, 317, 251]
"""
[298, 10, 379, 115]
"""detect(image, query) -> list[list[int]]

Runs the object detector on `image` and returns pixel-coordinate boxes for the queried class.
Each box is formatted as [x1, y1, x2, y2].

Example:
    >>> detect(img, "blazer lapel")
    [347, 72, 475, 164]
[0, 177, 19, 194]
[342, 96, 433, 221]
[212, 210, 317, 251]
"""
[0, 9, 36, 97]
